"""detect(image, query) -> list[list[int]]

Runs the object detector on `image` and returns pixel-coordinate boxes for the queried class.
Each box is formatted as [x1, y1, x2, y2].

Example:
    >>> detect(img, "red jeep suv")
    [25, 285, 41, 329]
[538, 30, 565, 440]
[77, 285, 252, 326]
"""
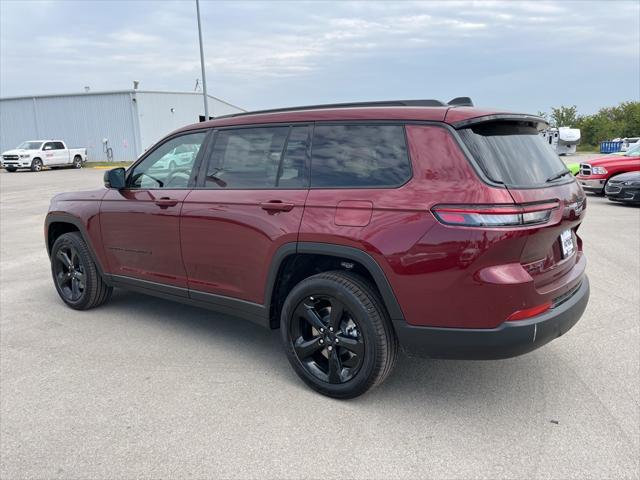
[46, 99, 590, 398]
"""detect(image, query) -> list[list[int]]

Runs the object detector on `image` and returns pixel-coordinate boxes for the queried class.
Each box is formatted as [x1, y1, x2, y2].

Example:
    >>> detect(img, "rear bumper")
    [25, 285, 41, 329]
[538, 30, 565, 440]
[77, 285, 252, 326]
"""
[394, 275, 589, 360]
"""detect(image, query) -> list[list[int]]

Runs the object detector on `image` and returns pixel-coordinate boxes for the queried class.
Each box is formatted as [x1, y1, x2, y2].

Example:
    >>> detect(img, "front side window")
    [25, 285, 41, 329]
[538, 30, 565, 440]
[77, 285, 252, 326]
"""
[310, 125, 411, 188]
[204, 127, 290, 189]
[43, 142, 55, 151]
[128, 131, 206, 189]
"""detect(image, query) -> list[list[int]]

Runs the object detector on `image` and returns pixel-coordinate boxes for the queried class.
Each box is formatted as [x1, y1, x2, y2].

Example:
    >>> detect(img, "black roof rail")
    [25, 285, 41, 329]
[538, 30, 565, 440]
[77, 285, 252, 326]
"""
[213, 98, 463, 120]
[447, 97, 474, 107]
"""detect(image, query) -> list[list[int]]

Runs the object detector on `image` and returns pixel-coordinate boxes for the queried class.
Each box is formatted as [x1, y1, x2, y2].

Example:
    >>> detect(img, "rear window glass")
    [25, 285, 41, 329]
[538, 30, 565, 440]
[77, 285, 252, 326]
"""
[311, 125, 411, 188]
[458, 122, 567, 186]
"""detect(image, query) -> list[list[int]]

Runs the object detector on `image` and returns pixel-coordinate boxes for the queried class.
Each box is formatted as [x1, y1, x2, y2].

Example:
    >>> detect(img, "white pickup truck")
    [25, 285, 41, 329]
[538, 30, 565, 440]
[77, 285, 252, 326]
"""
[1, 140, 88, 172]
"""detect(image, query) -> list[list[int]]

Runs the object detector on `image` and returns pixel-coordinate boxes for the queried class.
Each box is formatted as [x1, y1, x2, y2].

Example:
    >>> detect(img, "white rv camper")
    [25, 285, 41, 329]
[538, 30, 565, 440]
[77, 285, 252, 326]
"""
[541, 127, 581, 155]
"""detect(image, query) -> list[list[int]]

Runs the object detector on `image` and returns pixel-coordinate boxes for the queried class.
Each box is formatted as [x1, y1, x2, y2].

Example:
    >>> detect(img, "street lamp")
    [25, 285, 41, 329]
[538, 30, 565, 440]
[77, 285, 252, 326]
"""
[196, 0, 209, 120]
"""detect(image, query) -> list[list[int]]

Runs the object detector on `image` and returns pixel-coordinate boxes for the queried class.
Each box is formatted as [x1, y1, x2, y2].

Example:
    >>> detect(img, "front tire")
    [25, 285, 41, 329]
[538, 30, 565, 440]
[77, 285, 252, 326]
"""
[30, 158, 43, 172]
[50, 232, 113, 310]
[280, 271, 398, 399]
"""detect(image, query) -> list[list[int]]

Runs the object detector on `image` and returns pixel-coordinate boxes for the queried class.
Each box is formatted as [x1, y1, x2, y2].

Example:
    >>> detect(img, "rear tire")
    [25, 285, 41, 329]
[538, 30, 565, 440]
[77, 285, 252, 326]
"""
[280, 271, 398, 399]
[73, 156, 83, 168]
[50, 232, 113, 310]
[30, 158, 43, 172]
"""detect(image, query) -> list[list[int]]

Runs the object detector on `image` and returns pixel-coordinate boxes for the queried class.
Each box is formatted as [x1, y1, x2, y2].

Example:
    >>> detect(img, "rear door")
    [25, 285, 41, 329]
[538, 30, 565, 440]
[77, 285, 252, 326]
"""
[457, 121, 586, 289]
[41, 142, 57, 166]
[180, 124, 311, 304]
[100, 130, 208, 289]
[53, 142, 68, 164]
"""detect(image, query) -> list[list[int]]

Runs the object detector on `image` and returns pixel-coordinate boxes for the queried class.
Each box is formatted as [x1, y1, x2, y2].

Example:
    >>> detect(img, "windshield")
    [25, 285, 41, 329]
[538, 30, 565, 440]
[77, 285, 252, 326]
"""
[624, 143, 640, 156]
[458, 122, 568, 187]
[18, 141, 43, 150]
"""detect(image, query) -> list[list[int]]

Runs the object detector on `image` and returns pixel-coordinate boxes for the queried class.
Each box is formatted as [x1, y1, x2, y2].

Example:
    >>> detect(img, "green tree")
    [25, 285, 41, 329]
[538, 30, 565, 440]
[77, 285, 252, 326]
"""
[547, 101, 640, 146]
[550, 105, 578, 127]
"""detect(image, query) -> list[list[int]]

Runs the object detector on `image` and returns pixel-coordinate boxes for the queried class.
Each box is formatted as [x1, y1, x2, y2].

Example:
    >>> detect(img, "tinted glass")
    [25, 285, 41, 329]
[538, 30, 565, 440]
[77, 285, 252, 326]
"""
[458, 122, 568, 186]
[205, 127, 288, 189]
[53, 142, 65, 150]
[128, 132, 205, 189]
[43, 142, 55, 150]
[311, 125, 410, 188]
[277, 126, 310, 188]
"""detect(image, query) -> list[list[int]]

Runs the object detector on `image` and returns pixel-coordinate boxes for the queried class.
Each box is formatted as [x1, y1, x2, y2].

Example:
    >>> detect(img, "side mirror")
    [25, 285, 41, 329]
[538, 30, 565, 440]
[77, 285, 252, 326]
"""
[104, 168, 126, 189]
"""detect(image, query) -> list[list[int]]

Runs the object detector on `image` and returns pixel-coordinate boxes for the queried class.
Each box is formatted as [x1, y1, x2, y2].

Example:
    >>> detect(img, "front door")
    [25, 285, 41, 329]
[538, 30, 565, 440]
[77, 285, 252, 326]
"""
[100, 130, 208, 289]
[181, 125, 311, 304]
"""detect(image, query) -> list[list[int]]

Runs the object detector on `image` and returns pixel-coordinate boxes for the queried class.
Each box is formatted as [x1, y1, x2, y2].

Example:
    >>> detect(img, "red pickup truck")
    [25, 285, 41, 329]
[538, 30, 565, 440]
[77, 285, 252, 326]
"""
[577, 151, 640, 194]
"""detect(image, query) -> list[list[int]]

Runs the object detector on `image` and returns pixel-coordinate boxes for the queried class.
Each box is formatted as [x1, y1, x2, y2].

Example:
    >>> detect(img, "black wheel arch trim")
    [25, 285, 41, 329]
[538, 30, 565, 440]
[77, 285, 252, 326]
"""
[265, 241, 405, 324]
[45, 213, 108, 279]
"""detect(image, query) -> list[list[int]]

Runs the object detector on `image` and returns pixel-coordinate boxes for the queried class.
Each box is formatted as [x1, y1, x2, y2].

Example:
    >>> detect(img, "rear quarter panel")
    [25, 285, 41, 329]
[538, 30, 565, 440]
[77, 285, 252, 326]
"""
[299, 124, 520, 328]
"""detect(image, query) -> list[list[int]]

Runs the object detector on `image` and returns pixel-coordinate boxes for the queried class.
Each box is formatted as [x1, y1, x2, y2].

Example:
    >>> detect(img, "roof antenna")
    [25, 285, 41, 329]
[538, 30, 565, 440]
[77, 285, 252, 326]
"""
[448, 97, 474, 107]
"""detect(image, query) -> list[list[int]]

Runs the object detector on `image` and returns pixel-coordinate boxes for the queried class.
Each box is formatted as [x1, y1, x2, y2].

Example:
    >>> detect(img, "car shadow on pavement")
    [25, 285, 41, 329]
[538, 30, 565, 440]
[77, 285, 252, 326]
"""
[105, 288, 549, 406]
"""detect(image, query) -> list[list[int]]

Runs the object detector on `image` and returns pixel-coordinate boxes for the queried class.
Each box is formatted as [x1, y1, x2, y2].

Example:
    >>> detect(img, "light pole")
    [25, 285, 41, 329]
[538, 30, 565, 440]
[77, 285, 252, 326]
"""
[196, 0, 209, 120]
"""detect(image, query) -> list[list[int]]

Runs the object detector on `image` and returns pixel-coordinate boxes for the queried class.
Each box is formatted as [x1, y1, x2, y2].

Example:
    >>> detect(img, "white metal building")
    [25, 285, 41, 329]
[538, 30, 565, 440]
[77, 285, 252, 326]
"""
[0, 90, 244, 161]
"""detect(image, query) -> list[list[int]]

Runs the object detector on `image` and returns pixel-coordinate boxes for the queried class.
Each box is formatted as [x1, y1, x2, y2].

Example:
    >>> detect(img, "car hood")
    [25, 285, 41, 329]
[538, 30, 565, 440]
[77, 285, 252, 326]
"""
[2, 149, 35, 155]
[49, 189, 108, 206]
[609, 171, 640, 182]
[582, 155, 640, 168]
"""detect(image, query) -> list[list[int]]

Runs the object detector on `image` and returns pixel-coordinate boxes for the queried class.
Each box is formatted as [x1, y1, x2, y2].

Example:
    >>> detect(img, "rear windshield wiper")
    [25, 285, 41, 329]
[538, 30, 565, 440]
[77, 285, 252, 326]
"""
[546, 169, 571, 183]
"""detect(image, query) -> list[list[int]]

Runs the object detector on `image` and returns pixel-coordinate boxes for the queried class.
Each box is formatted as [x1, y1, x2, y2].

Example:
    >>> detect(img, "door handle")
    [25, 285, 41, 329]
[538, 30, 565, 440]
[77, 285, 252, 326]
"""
[155, 197, 179, 207]
[260, 200, 295, 212]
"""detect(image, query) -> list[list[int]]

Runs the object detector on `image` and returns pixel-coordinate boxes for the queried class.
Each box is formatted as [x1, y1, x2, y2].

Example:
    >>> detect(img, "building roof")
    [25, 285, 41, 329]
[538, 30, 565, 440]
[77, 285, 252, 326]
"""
[0, 89, 244, 111]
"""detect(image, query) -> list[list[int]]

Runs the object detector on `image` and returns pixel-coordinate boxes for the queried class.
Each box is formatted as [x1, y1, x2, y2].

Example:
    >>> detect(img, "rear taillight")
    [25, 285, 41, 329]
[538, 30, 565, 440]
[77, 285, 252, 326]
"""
[432, 201, 559, 228]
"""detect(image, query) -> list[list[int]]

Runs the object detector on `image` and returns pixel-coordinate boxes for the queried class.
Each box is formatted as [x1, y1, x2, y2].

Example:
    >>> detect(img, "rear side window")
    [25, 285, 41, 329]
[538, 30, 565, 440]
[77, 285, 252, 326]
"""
[310, 125, 411, 188]
[458, 122, 567, 186]
[204, 126, 310, 189]
[278, 126, 310, 188]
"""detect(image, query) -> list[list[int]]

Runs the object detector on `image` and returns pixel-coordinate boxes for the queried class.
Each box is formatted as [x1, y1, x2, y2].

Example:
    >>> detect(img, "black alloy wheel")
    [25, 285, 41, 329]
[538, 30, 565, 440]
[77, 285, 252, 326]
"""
[53, 244, 86, 302]
[281, 271, 397, 399]
[50, 232, 113, 310]
[290, 294, 365, 384]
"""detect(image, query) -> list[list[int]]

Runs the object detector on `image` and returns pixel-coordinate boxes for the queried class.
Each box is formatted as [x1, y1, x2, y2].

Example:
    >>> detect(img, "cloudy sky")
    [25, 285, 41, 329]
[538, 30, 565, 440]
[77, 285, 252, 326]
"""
[1, 0, 638, 114]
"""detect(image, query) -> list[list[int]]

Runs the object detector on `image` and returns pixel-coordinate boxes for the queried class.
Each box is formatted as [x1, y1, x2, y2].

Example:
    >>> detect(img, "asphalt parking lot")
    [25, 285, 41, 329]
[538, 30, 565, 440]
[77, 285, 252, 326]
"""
[1, 167, 638, 479]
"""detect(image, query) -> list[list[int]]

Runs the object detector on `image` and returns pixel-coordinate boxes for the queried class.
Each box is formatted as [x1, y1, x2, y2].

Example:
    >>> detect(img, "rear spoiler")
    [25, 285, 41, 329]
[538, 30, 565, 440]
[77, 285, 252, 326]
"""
[452, 114, 549, 131]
